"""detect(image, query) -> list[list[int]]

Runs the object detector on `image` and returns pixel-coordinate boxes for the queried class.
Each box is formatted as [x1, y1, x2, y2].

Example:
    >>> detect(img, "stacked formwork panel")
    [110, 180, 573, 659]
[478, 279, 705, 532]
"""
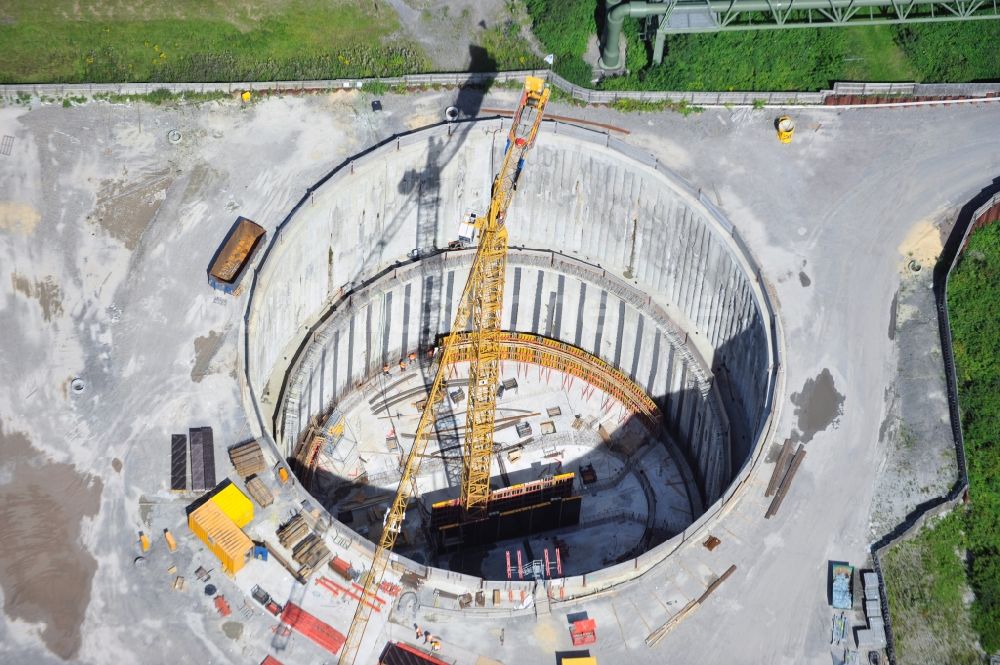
[280, 603, 345, 655]
[430, 473, 581, 551]
[190, 427, 216, 492]
[170, 434, 187, 491]
[276, 511, 330, 579]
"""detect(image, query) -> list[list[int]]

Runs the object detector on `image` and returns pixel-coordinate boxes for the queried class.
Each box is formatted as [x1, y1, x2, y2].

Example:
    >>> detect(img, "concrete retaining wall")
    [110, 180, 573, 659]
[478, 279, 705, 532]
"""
[280, 248, 727, 505]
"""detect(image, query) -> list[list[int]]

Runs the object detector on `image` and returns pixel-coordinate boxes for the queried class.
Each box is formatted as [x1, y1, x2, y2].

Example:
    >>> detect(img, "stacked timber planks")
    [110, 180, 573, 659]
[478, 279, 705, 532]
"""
[277, 513, 309, 549]
[292, 533, 332, 577]
[245, 475, 274, 507]
[229, 440, 266, 478]
[292, 432, 324, 476]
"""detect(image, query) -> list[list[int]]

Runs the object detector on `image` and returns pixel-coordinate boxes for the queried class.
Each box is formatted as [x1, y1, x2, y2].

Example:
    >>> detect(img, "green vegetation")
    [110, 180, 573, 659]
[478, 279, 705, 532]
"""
[91, 89, 231, 105]
[896, 22, 1000, 83]
[525, 0, 1000, 90]
[888, 219, 1000, 661]
[948, 221, 1000, 652]
[479, 22, 545, 72]
[2, 0, 998, 88]
[522, 0, 597, 85]
[882, 512, 981, 664]
[0, 0, 425, 83]
[610, 97, 702, 116]
[839, 25, 916, 82]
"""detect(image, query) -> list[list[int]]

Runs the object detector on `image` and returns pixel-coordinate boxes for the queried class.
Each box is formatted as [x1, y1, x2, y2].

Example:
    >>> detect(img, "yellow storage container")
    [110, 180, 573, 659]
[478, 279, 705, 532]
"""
[188, 500, 252, 575]
[209, 480, 254, 528]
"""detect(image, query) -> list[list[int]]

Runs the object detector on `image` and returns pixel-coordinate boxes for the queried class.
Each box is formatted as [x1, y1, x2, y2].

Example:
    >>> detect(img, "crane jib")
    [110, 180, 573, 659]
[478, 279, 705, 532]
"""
[337, 76, 551, 665]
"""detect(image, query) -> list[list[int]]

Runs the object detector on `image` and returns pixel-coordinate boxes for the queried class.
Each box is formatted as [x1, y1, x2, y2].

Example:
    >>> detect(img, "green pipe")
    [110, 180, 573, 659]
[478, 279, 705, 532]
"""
[600, 2, 671, 70]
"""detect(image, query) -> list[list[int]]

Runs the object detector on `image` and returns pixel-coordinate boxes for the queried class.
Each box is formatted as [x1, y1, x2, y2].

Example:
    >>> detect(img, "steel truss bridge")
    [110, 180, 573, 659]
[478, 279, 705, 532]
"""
[601, 0, 1000, 68]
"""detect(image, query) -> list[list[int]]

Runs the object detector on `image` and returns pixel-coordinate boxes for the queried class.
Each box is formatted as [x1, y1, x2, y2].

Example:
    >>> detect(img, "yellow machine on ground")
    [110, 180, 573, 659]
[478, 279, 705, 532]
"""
[777, 115, 795, 143]
[337, 76, 551, 665]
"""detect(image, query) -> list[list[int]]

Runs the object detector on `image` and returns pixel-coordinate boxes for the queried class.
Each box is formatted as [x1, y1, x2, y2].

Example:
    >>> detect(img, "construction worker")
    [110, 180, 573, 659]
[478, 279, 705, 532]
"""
[383, 364, 391, 375]
[423, 630, 430, 644]
[399, 359, 408, 371]
[413, 623, 422, 640]
[429, 637, 441, 652]
[408, 351, 417, 363]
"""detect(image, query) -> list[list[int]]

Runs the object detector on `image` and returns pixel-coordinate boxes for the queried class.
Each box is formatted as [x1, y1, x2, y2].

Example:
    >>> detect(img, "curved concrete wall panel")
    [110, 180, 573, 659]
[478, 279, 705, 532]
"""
[279, 249, 728, 503]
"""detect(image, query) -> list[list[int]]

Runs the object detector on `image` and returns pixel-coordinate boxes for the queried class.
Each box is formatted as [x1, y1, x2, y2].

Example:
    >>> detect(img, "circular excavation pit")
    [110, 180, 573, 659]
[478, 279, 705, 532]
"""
[246, 119, 778, 582]
[303, 300, 703, 578]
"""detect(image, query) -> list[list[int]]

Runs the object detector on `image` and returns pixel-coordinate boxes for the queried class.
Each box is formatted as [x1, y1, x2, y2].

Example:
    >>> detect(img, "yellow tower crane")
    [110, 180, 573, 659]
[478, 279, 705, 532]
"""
[337, 76, 551, 665]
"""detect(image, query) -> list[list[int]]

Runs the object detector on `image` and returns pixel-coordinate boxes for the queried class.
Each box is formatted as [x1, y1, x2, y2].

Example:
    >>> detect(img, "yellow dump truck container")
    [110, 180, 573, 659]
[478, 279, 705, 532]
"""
[188, 500, 253, 575]
[208, 217, 266, 293]
[209, 480, 254, 528]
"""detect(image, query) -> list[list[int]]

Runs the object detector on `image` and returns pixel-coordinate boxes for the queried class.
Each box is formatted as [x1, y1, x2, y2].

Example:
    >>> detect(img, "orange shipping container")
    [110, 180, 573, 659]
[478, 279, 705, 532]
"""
[188, 500, 253, 575]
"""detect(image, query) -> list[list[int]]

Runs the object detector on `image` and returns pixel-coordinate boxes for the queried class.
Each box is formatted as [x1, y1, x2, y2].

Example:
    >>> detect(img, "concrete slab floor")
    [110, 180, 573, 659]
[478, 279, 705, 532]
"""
[0, 90, 997, 665]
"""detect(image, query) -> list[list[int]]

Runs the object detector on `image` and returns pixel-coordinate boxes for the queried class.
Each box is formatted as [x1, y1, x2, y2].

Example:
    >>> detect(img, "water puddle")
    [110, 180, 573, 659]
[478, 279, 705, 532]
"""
[191, 330, 225, 382]
[790, 368, 845, 443]
[222, 621, 243, 640]
[0, 421, 103, 659]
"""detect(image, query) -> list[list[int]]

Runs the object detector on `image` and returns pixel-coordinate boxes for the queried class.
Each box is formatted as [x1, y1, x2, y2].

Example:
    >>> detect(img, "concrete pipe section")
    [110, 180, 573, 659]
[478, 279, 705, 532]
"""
[246, 119, 778, 586]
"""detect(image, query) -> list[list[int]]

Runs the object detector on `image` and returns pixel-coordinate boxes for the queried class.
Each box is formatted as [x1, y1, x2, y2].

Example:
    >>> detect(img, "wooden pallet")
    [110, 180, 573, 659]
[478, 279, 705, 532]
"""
[277, 513, 310, 549]
[292, 533, 331, 571]
[245, 475, 274, 507]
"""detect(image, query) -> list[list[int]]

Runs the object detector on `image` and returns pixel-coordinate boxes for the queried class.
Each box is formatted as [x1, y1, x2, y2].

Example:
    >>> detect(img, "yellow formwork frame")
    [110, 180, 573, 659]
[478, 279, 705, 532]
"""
[338, 77, 550, 665]
[450, 331, 661, 428]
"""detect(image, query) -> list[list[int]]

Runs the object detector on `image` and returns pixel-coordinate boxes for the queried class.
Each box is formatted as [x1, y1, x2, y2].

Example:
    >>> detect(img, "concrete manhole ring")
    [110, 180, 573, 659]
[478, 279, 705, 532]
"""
[167, 129, 182, 144]
[70, 377, 86, 394]
[444, 106, 459, 122]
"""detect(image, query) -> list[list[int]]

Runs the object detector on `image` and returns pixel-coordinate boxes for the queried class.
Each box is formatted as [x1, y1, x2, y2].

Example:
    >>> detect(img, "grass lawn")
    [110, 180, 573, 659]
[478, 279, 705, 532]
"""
[3, 0, 997, 87]
[838, 25, 916, 82]
[881, 512, 982, 665]
[0, 0, 426, 83]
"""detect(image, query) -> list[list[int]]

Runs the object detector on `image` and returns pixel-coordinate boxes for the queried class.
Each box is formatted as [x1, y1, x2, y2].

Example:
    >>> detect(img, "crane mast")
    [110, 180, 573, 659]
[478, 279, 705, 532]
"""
[337, 76, 550, 665]
[462, 77, 549, 514]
